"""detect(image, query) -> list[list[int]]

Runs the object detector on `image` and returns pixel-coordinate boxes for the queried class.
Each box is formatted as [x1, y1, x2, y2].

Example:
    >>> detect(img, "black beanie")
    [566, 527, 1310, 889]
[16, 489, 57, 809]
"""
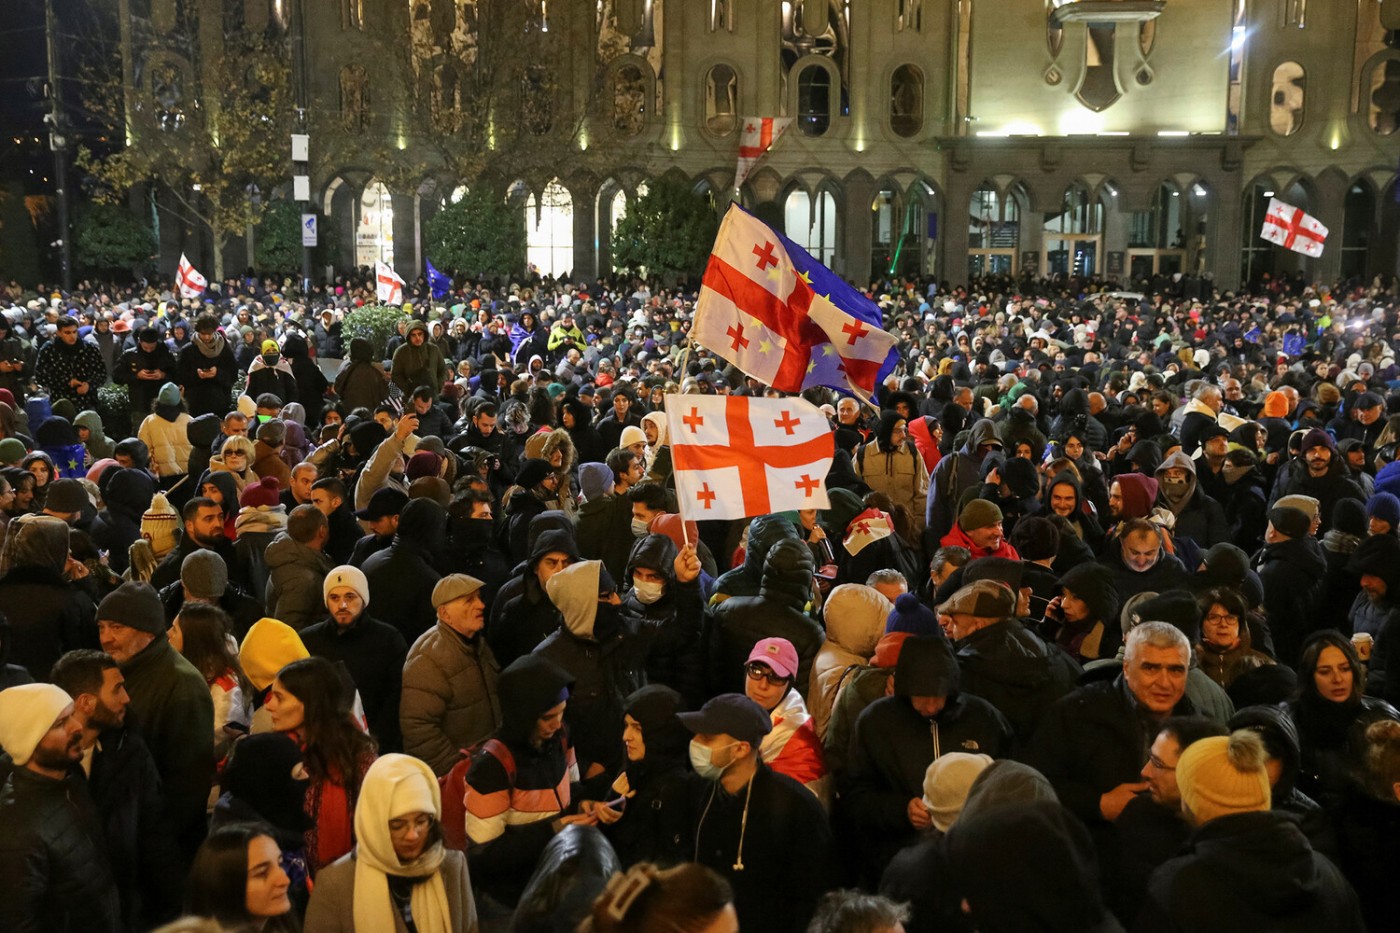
[1009, 515, 1060, 562]
[96, 581, 166, 635]
[1332, 497, 1367, 538]
[1002, 457, 1041, 499]
[1131, 589, 1201, 644]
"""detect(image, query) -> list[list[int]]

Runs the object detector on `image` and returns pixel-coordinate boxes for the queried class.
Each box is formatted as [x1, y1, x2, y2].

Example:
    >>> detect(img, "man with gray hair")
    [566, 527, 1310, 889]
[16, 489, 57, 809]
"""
[1023, 620, 1195, 836]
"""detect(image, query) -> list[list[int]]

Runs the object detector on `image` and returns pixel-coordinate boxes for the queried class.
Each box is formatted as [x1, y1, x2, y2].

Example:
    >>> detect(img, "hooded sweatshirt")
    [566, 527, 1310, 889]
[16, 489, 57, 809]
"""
[856, 410, 929, 531]
[74, 410, 114, 461]
[463, 654, 578, 905]
[540, 560, 642, 775]
[810, 584, 893, 738]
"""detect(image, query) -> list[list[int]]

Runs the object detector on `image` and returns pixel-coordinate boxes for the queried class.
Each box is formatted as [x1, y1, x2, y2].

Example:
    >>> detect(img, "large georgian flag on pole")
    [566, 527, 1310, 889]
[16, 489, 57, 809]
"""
[692, 204, 899, 403]
[735, 117, 792, 190]
[665, 394, 834, 521]
[376, 260, 406, 305]
[1260, 198, 1328, 258]
[176, 253, 206, 299]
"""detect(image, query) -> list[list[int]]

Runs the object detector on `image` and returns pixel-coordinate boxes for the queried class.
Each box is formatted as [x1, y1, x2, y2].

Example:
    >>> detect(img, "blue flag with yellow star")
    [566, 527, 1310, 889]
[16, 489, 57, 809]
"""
[44, 442, 87, 479]
[426, 260, 451, 301]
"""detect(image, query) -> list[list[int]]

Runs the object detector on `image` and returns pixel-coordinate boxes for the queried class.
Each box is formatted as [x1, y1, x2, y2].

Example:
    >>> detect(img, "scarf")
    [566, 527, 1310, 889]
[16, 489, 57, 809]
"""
[353, 754, 452, 933]
[193, 332, 226, 359]
[1157, 476, 1193, 516]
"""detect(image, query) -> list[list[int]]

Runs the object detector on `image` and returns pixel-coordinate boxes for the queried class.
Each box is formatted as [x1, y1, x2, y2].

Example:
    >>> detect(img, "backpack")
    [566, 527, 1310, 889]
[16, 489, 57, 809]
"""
[439, 738, 515, 850]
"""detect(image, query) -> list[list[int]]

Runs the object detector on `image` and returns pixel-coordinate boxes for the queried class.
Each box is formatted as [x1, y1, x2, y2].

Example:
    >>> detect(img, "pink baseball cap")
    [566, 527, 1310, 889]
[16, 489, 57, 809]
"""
[747, 637, 798, 679]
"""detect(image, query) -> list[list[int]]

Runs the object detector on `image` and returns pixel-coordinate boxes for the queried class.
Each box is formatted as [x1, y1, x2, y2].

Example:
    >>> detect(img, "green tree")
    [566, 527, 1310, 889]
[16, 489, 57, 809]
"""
[611, 179, 719, 280]
[74, 203, 156, 279]
[342, 304, 408, 360]
[425, 188, 526, 279]
[254, 201, 303, 276]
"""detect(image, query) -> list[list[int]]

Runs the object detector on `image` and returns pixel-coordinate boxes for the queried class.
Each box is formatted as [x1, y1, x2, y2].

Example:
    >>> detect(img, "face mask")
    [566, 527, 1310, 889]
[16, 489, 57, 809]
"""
[262, 354, 279, 367]
[1162, 476, 1186, 488]
[689, 739, 738, 781]
[630, 518, 651, 538]
[632, 577, 664, 605]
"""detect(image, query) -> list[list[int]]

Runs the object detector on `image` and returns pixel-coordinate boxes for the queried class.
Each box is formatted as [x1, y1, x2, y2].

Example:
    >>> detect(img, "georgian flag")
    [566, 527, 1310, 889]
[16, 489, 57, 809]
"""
[735, 117, 792, 189]
[376, 260, 406, 305]
[176, 253, 206, 299]
[692, 204, 899, 402]
[665, 394, 833, 521]
[1260, 198, 1328, 258]
[842, 508, 895, 557]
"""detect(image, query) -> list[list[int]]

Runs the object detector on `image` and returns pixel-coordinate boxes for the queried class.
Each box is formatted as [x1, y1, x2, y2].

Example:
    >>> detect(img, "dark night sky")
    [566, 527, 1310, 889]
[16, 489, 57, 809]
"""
[0, 0, 51, 188]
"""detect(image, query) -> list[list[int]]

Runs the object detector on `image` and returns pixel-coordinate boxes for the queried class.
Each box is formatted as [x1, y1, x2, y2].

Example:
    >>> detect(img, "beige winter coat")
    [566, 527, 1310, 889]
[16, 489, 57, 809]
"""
[808, 584, 892, 740]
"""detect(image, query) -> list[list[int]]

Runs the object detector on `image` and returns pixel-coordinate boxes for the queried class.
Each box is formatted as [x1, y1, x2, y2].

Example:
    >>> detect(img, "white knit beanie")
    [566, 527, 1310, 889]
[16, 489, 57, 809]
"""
[0, 683, 73, 765]
[323, 565, 370, 607]
[922, 752, 994, 832]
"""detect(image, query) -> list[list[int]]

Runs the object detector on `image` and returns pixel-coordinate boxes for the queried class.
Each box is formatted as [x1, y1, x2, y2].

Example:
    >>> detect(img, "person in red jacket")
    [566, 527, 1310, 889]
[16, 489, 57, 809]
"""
[939, 499, 1021, 561]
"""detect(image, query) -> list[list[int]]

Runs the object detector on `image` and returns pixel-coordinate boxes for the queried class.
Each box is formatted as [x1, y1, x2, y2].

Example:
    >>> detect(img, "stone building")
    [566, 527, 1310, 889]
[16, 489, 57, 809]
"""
[122, 0, 1400, 290]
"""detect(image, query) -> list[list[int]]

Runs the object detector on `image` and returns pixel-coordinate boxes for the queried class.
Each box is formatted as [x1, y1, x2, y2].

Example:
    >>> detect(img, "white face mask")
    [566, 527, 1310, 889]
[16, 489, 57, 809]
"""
[689, 739, 738, 781]
[630, 518, 651, 538]
[632, 577, 664, 605]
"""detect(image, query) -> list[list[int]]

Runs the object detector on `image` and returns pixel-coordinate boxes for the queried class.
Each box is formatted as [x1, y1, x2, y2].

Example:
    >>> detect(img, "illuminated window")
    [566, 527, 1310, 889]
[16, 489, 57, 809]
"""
[525, 180, 573, 278]
[357, 180, 393, 268]
[786, 189, 837, 267]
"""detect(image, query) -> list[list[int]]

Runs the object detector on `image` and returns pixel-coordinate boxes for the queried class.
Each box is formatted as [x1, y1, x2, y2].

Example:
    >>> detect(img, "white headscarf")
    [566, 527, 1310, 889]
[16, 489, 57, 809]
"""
[352, 754, 452, 933]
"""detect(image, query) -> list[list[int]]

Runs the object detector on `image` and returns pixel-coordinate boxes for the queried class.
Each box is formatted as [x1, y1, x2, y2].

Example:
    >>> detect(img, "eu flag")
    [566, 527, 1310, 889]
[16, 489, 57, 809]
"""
[426, 260, 452, 301]
[765, 215, 899, 392]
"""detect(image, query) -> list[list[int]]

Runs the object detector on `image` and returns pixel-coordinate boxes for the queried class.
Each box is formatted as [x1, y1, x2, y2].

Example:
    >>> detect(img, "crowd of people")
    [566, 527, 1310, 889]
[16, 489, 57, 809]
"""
[0, 265, 1398, 933]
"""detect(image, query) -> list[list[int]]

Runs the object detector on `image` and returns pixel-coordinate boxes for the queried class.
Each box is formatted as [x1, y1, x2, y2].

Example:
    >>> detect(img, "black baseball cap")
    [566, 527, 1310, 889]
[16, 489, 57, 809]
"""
[354, 486, 409, 521]
[677, 693, 772, 746]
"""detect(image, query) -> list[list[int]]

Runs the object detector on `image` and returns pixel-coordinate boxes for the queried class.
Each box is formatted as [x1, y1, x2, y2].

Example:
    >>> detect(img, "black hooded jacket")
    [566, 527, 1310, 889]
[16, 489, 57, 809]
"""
[620, 533, 705, 707]
[490, 527, 578, 667]
[91, 468, 156, 575]
[712, 513, 801, 601]
[840, 636, 1014, 877]
[1138, 811, 1365, 933]
[361, 498, 447, 644]
[707, 538, 823, 695]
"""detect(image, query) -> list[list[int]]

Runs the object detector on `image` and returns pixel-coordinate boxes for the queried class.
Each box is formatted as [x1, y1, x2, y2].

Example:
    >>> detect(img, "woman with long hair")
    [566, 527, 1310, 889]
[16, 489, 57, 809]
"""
[171, 602, 253, 760]
[303, 754, 476, 932]
[1285, 630, 1400, 806]
[265, 656, 378, 872]
[21, 451, 55, 509]
[187, 822, 298, 932]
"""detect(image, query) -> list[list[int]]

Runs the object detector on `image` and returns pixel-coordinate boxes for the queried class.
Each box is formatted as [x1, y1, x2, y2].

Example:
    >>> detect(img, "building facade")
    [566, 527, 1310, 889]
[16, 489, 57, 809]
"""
[121, 0, 1400, 290]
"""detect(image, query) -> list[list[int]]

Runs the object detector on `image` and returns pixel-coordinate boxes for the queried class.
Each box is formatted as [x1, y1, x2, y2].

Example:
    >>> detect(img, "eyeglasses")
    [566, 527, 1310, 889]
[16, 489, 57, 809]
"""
[1204, 612, 1239, 625]
[745, 663, 788, 687]
[1147, 754, 1176, 771]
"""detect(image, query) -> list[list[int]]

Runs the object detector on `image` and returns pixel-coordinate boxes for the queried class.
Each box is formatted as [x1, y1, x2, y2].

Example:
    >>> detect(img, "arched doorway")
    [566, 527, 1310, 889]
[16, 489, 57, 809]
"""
[968, 182, 1021, 277]
[524, 179, 574, 279]
[1043, 182, 1104, 276]
[357, 179, 394, 268]
[1127, 181, 1188, 281]
[784, 186, 838, 267]
[1341, 181, 1375, 281]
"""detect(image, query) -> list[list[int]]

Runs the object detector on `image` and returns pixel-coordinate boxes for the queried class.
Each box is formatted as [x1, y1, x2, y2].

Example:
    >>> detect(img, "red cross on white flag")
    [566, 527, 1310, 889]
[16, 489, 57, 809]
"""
[841, 508, 894, 556]
[1260, 198, 1328, 258]
[176, 253, 206, 299]
[376, 260, 406, 305]
[665, 393, 834, 521]
[735, 117, 793, 189]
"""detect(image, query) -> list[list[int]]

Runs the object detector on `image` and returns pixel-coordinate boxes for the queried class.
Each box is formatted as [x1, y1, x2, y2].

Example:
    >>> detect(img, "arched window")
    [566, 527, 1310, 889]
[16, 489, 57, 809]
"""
[704, 65, 738, 135]
[890, 65, 923, 137]
[1342, 182, 1374, 278]
[1270, 62, 1305, 136]
[340, 64, 369, 132]
[797, 65, 831, 136]
[525, 180, 573, 278]
[1368, 58, 1400, 135]
[357, 180, 393, 268]
[1045, 183, 1101, 236]
[613, 64, 647, 135]
[785, 189, 837, 267]
[446, 185, 468, 206]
